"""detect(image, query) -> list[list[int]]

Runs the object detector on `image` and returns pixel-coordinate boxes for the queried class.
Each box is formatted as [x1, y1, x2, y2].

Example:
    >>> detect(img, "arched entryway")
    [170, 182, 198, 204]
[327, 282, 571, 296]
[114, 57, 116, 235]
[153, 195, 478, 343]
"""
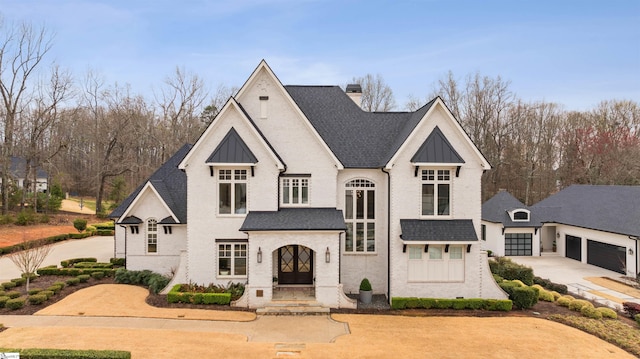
[277, 245, 313, 285]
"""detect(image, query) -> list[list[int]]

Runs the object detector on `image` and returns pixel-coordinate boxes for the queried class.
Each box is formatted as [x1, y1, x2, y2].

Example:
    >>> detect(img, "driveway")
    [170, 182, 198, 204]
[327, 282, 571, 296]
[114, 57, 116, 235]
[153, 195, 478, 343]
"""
[0, 284, 634, 359]
[510, 255, 640, 309]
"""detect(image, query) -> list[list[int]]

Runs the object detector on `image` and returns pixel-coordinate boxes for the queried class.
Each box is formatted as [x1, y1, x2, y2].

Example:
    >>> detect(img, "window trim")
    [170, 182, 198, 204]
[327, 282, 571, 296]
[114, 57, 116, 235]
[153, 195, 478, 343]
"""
[217, 242, 248, 278]
[217, 168, 248, 216]
[420, 168, 453, 218]
[508, 209, 530, 222]
[280, 176, 310, 207]
[146, 218, 158, 254]
[344, 178, 376, 254]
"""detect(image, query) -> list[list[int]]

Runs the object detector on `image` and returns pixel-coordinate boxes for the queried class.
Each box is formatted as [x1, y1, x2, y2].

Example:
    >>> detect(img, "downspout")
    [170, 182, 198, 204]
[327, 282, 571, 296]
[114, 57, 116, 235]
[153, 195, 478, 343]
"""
[381, 167, 391, 302]
[119, 224, 127, 269]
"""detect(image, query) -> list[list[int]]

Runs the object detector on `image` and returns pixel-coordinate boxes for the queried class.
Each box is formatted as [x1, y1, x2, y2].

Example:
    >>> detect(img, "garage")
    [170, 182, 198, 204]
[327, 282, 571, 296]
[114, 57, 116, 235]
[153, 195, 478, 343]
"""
[505, 233, 532, 256]
[587, 240, 626, 274]
[565, 235, 581, 261]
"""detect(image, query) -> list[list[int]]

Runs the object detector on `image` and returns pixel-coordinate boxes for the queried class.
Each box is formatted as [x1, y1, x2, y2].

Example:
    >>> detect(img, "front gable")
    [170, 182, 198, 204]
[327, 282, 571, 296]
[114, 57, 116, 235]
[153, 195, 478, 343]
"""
[411, 126, 465, 165]
[207, 127, 258, 165]
[119, 182, 178, 224]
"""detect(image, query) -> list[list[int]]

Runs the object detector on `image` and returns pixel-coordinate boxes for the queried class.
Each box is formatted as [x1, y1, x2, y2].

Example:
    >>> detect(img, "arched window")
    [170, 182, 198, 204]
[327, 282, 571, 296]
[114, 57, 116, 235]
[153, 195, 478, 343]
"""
[147, 218, 158, 253]
[344, 179, 375, 253]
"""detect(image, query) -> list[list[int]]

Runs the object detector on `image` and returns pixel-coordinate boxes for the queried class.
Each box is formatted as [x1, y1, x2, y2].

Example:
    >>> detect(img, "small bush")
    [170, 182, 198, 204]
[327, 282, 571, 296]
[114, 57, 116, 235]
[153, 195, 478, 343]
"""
[28, 288, 43, 295]
[21, 272, 38, 280]
[110, 257, 126, 266]
[114, 268, 170, 294]
[511, 286, 538, 309]
[47, 284, 63, 294]
[1, 281, 17, 289]
[489, 257, 534, 285]
[0, 214, 14, 224]
[91, 271, 105, 280]
[40, 290, 55, 299]
[623, 301, 640, 317]
[6, 291, 21, 299]
[635, 314, 640, 328]
[0, 296, 10, 308]
[580, 305, 603, 319]
[75, 262, 113, 269]
[6, 297, 26, 310]
[596, 307, 618, 319]
[66, 277, 81, 286]
[10, 277, 26, 286]
[390, 297, 513, 311]
[73, 218, 88, 232]
[28, 294, 48, 305]
[15, 209, 37, 226]
[53, 281, 66, 289]
[492, 274, 503, 283]
[550, 291, 562, 300]
[359, 278, 372, 291]
[511, 279, 527, 287]
[569, 299, 593, 312]
[77, 274, 91, 283]
[556, 295, 574, 307]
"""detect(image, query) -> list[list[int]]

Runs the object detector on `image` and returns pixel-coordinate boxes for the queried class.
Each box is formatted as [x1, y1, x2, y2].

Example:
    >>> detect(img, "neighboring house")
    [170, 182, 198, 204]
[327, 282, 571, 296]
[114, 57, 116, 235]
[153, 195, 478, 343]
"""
[482, 185, 640, 277]
[110, 60, 505, 309]
[0, 157, 48, 193]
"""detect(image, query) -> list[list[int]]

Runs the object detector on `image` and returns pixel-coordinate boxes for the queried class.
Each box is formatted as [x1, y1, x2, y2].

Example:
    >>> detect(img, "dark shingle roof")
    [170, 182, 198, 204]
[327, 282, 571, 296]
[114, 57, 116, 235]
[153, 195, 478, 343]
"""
[411, 126, 465, 164]
[482, 191, 542, 228]
[206, 127, 258, 164]
[400, 219, 478, 241]
[285, 86, 437, 168]
[119, 216, 142, 224]
[240, 208, 346, 231]
[9, 157, 47, 178]
[109, 144, 192, 223]
[531, 185, 640, 237]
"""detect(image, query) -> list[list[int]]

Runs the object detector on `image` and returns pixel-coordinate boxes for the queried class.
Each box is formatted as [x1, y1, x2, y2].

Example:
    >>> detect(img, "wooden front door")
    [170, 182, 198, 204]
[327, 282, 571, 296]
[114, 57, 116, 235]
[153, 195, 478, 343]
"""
[278, 245, 313, 285]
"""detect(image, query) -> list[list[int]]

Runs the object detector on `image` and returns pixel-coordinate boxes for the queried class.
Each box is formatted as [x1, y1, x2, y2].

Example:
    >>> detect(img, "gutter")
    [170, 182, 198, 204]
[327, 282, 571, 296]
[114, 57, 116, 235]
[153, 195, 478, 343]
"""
[381, 167, 391, 303]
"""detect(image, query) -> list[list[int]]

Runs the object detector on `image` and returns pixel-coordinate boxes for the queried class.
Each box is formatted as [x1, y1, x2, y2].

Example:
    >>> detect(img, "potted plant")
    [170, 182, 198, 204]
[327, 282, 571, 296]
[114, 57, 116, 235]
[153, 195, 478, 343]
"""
[359, 278, 372, 304]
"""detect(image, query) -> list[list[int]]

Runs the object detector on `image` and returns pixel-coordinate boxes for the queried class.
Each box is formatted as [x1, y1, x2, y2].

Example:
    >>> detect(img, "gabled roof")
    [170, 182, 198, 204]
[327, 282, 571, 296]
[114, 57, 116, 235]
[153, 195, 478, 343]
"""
[206, 127, 258, 164]
[482, 191, 542, 228]
[240, 208, 346, 231]
[411, 126, 465, 164]
[109, 144, 192, 223]
[400, 219, 478, 242]
[8, 157, 47, 178]
[531, 185, 640, 237]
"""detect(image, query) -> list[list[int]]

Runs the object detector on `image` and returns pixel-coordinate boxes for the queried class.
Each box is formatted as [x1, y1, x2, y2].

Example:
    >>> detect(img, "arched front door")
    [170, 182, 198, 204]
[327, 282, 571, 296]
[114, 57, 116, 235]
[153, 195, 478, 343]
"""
[278, 245, 313, 285]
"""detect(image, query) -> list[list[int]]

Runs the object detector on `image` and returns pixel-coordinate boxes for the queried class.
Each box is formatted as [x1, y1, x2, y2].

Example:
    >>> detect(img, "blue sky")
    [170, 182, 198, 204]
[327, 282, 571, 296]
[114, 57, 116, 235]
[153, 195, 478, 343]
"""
[2, 0, 639, 110]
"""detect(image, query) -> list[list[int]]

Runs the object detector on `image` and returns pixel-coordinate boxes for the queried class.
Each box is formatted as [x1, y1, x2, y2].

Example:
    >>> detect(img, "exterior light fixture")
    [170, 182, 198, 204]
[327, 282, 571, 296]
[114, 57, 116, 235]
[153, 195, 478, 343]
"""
[325, 247, 330, 263]
[629, 248, 634, 256]
[257, 247, 262, 263]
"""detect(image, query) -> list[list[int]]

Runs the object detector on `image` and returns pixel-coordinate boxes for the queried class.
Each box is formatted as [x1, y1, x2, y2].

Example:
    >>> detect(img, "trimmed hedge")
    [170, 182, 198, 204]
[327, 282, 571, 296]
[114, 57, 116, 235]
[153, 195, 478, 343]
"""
[0, 296, 9, 307]
[596, 307, 618, 319]
[499, 281, 538, 309]
[580, 305, 603, 319]
[28, 294, 48, 305]
[69, 232, 93, 239]
[533, 276, 568, 294]
[74, 262, 113, 269]
[66, 277, 81, 286]
[114, 268, 170, 294]
[489, 257, 534, 285]
[2, 281, 17, 289]
[569, 299, 593, 312]
[37, 267, 114, 277]
[61, 258, 97, 268]
[0, 234, 69, 255]
[91, 271, 105, 280]
[6, 291, 21, 299]
[27, 288, 42, 295]
[391, 297, 513, 311]
[6, 297, 26, 310]
[77, 274, 91, 283]
[0, 348, 131, 358]
[97, 229, 115, 236]
[11, 277, 26, 286]
[167, 285, 232, 305]
[635, 314, 640, 327]
[40, 290, 55, 299]
[110, 257, 126, 266]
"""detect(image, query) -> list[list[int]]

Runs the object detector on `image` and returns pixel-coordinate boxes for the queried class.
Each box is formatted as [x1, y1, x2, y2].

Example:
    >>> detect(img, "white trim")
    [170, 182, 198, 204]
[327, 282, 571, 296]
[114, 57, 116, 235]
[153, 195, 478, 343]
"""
[508, 208, 531, 222]
[120, 182, 179, 224]
[385, 98, 491, 170]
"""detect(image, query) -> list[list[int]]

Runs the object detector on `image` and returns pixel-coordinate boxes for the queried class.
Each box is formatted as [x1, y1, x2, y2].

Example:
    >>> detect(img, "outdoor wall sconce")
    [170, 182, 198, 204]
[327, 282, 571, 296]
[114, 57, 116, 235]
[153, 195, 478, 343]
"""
[325, 247, 330, 263]
[629, 248, 634, 255]
[257, 247, 262, 263]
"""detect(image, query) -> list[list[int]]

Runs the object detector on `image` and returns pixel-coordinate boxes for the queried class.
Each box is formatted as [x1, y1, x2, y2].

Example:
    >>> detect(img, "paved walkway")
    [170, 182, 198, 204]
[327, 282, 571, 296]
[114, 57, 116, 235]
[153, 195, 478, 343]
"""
[510, 255, 640, 310]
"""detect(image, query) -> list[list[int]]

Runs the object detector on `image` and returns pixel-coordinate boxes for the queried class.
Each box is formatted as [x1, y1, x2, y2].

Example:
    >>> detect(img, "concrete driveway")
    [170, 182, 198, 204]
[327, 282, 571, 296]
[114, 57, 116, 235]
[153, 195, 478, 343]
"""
[510, 255, 640, 309]
[0, 235, 113, 282]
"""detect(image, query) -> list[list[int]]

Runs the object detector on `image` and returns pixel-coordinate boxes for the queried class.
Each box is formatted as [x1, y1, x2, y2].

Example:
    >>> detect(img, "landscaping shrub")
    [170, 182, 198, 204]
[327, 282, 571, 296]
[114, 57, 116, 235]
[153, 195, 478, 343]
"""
[390, 297, 513, 311]
[489, 257, 534, 285]
[22, 272, 39, 280]
[569, 299, 593, 312]
[0, 296, 10, 308]
[110, 257, 126, 266]
[40, 290, 54, 299]
[6, 297, 26, 310]
[69, 232, 93, 239]
[550, 291, 562, 300]
[11, 277, 26, 286]
[532, 285, 555, 302]
[27, 288, 42, 295]
[510, 286, 538, 309]
[492, 274, 503, 283]
[635, 314, 640, 328]
[77, 274, 91, 283]
[6, 291, 21, 299]
[47, 284, 63, 294]
[2, 281, 17, 289]
[623, 301, 640, 317]
[114, 268, 170, 294]
[91, 271, 105, 280]
[0, 290, 5, 297]
[0, 348, 131, 358]
[97, 229, 115, 236]
[596, 307, 618, 319]
[73, 218, 88, 232]
[28, 294, 48, 305]
[53, 281, 66, 289]
[580, 305, 603, 319]
[557, 295, 575, 307]
[61, 258, 97, 268]
[75, 262, 113, 269]
[66, 277, 81, 286]
[16, 209, 37, 226]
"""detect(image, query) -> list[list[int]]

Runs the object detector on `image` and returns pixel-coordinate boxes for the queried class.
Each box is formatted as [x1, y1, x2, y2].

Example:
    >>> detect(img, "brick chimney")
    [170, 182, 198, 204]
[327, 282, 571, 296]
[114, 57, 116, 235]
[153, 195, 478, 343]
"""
[346, 84, 362, 108]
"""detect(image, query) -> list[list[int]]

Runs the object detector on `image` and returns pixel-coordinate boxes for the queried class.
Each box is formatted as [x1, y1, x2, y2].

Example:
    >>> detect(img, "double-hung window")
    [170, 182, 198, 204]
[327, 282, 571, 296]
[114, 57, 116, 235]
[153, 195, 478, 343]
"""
[344, 179, 375, 253]
[281, 176, 309, 206]
[147, 218, 157, 253]
[421, 169, 451, 216]
[218, 169, 247, 214]
[218, 243, 247, 276]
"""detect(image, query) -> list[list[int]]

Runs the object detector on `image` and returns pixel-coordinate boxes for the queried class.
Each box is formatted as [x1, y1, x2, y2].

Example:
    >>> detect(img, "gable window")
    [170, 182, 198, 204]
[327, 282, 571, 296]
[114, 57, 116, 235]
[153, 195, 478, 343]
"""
[421, 169, 451, 216]
[511, 210, 530, 222]
[147, 218, 157, 253]
[218, 243, 247, 276]
[344, 179, 375, 253]
[281, 176, 309, 206]
[218, 169, 247, 215]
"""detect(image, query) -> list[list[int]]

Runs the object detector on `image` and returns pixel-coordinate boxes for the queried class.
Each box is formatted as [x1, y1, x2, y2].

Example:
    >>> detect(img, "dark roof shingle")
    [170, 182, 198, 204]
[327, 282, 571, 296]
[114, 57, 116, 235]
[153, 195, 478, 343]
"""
[240, 208, 346, 231]
[400, 219, 478, 241]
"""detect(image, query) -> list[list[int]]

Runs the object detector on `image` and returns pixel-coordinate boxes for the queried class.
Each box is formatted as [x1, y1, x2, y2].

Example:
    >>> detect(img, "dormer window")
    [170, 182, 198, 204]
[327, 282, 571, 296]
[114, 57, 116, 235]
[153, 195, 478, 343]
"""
[509, 209, 530, 222]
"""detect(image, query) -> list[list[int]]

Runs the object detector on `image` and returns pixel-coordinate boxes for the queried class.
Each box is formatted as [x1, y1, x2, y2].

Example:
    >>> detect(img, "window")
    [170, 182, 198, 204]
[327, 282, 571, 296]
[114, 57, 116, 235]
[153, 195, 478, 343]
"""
[218, 169, 247, 214]
[449, 246, 463, 260]
[281, 177, 309, 205]
[505, 233, 532, 256]
[147, 218, 157, 253]
[218, 243, 247, 276]
[344, 179, 375, 253]
[481, 224, 486, 241]
[429, 245, 443, 259]
[511, 210, 530, 222]
[408, 245, 422, 259]
[421, 169, 451, 216]
[408, 244, 465, 282]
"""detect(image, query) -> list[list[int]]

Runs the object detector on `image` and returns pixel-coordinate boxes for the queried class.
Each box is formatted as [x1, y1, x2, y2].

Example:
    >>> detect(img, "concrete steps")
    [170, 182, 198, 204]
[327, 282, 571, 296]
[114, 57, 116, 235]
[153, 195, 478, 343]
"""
[256, 301, 330, 315]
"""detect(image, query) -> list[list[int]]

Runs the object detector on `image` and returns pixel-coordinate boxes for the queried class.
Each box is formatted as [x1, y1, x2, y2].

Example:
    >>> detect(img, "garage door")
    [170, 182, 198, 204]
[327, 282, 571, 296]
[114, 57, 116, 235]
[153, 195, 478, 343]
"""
[565, 235, 581, 261]
[587, 240, 626, 274]
[505, 233, 532, 256]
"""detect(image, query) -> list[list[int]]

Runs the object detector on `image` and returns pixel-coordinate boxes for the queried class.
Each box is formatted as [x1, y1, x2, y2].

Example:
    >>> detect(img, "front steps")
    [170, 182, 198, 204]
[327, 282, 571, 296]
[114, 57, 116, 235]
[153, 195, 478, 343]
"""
[256, 300, 330, 315]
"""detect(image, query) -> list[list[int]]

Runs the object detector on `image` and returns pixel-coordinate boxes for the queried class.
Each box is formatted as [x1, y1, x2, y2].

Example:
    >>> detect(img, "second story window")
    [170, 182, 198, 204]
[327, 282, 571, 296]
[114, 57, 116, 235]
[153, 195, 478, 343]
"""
[345, 179, 375, 253]
[147, 218, 157, 253]
[281, 177, 309, 206]
[421, 169, 451, 216]
[219, 169, 247, 215]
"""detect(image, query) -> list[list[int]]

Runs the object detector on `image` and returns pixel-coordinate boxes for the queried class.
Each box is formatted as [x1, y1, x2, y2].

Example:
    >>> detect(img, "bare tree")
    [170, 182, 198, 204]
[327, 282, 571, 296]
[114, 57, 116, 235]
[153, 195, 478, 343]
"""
[8, 236, 53, 291]
[350, 74, 396, 112]
[0, 18, 53, 214]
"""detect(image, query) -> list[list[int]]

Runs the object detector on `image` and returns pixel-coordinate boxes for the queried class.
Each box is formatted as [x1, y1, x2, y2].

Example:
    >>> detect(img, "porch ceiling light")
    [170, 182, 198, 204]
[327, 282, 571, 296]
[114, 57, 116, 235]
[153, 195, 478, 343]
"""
[257, 247, 262, 263]
[325, 247, 330, 263]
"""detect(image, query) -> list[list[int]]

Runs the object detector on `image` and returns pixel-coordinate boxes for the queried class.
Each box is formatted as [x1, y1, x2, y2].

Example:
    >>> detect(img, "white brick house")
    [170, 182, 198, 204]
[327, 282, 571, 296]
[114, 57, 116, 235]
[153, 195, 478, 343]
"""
[110, 60, 505, 308]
